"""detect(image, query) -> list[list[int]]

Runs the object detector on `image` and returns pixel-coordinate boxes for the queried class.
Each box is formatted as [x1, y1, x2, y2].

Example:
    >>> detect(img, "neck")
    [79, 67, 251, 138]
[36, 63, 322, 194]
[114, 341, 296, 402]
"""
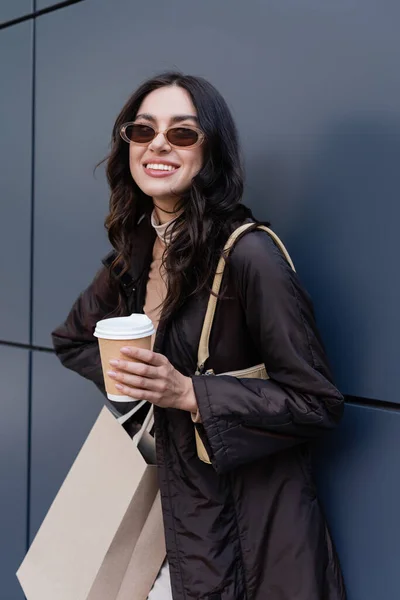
[151, 208, 179, 246]
[153, 198, 180, 224]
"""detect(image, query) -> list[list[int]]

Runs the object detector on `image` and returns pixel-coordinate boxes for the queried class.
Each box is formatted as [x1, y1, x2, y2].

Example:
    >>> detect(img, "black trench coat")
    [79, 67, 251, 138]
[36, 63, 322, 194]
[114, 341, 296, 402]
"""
[52, 215, 346, 600]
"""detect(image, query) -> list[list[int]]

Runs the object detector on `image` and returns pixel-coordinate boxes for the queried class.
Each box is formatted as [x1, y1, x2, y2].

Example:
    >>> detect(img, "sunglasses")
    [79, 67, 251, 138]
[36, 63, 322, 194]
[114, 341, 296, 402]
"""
[120, 122, 205, 149]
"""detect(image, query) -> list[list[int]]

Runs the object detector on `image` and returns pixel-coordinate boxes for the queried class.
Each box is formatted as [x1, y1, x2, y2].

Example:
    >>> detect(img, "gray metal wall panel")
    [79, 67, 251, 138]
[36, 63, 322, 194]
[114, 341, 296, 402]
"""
[36, 0, 79, 10]
[35, 0, 64, 9]
[35, 0, 60, 9]
[0, 346, 29, 600]
[33, 0, 110, 350]
[33, 0, 400, 402]
[0, 0, 32, 24]
[0, 22, 32, 344]
[29, 351, 103, 540]
[314, 404, 400, 600]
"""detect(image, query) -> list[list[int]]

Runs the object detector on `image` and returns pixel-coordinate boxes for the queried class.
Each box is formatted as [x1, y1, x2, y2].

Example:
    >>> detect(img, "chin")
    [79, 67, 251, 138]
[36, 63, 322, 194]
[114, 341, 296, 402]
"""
[137, 176, 186, 199]
[140, 182, 176, 198]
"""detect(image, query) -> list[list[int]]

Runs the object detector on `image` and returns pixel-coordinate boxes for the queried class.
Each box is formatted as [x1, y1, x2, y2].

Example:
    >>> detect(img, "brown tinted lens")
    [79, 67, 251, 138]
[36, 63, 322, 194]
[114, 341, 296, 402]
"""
[126, 124, 155, 143]
[167, 127, 199, 147]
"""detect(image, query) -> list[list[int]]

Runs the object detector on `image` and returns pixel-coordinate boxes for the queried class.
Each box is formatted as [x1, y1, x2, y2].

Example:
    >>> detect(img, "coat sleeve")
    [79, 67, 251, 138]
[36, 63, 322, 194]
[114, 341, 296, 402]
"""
[191, 230, 344, 474]
[51, 264, 120, 395]
[51, 262, 148, 428]
[50, 258, 142, 421]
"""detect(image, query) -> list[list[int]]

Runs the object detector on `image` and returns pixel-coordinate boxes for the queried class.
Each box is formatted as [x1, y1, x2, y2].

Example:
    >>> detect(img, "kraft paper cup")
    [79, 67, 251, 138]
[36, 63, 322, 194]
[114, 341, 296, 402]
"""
[94, 314, 155, 402]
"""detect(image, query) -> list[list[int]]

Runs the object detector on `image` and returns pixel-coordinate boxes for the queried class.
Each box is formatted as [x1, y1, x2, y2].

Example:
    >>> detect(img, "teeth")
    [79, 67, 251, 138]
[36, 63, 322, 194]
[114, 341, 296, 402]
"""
[146, 163, 177, 171]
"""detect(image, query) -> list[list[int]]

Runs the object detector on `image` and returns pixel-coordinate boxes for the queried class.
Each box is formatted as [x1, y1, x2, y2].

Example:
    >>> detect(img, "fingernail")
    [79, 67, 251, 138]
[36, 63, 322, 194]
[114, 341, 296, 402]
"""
[120, 347, 131, 353]
[115, 383, 123, 390]
[109, 359, 119, 366]
[107, 370, 117, 377]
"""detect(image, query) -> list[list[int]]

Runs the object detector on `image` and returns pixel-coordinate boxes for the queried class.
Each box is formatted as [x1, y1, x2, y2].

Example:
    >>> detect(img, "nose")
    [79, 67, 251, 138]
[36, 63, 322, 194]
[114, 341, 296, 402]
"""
[148, 131, 171, 153]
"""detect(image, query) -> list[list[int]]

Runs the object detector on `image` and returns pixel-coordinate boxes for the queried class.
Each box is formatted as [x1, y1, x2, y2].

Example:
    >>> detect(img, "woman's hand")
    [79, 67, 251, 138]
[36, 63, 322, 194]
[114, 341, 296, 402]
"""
[107, 346, 198, 413]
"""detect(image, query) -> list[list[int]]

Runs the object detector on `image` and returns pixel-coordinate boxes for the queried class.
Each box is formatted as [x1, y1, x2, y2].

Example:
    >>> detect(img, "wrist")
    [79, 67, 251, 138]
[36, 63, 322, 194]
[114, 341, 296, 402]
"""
[182, 377, 198, 413]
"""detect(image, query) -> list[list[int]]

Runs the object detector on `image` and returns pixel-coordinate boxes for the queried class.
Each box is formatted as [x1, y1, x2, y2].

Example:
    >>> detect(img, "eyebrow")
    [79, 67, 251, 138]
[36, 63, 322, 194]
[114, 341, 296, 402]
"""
[135, 113, 199, 124]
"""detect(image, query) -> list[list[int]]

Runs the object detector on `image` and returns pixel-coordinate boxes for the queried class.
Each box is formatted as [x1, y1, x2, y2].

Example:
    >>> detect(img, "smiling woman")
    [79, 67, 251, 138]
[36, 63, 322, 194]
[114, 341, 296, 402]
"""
[127, 88, 204, 208]
[52, 72, 346, 600]
[101, 73, 249, 325]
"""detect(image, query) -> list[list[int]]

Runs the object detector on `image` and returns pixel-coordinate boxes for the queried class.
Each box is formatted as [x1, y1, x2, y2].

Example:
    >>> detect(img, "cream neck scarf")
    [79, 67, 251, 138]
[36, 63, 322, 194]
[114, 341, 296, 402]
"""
[150, 209, 179, 246]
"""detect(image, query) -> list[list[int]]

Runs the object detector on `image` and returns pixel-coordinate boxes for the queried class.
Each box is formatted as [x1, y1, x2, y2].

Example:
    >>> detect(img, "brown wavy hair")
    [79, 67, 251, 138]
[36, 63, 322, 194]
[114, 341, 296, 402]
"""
[102, 72, 253, 320]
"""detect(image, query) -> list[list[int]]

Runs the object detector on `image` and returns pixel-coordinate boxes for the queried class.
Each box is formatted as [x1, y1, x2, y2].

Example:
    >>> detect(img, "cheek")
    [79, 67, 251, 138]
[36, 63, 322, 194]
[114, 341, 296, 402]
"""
[187, 148, 204, 176]
[129, 146, 143, 180]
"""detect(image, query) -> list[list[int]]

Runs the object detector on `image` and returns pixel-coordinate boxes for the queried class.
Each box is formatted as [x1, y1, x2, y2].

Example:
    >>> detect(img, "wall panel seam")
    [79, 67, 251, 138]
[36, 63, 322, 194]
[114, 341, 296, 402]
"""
[26, 6, 36, 551]
[0, 340, 54, 352]
[0, 0, 85, 30]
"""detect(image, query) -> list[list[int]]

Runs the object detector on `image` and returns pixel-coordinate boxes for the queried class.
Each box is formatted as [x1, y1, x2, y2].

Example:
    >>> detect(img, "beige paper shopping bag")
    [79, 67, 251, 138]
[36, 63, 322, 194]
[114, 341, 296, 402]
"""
[116, 491, 166, 600]
[17, 403, 166, 600]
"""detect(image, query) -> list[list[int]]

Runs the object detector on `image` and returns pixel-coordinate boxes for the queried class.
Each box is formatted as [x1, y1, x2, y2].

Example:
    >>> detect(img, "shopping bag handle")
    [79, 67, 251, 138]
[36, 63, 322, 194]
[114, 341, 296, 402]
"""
[134, 404, 154, 445]
[115, 400, 154, 447]
[116, 400, 147, 426]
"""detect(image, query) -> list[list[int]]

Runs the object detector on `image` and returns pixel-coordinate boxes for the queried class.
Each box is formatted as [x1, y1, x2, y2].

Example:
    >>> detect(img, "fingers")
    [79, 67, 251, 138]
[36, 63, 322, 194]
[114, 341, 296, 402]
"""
[107, 369, 167, 394]
[113, 383, 160, 403]
[120, 346, 166, 367]
[109, 358, 159, 379]
[107, 348, 173, 408]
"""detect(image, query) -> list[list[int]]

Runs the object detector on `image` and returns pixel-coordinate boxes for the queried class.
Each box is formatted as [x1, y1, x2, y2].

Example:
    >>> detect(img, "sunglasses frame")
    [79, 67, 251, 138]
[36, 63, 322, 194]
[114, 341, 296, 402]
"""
[120, 121, 205, 149]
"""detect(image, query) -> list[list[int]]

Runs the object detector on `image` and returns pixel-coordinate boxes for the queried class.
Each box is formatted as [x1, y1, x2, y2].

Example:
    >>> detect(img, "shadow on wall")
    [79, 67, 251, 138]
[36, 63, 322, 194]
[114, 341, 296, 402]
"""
[245, 116, 400, 599]
[249, 114, 400, 400]
[297, 114, 400, 398]
[289, 116, 400, 600]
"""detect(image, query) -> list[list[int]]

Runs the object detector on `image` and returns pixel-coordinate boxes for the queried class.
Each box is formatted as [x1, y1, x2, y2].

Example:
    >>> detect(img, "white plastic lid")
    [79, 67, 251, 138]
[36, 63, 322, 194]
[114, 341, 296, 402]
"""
[93, 314, 155, 340]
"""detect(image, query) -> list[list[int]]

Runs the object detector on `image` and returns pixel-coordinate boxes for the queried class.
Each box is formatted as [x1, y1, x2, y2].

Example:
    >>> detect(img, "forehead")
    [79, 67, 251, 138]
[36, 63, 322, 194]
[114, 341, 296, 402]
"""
[137, 85, 197, 120]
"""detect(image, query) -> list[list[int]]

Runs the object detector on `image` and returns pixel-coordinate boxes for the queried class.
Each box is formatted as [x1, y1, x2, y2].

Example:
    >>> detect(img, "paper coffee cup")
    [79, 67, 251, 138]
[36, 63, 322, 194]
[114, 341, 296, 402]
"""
[94, 314, 155, 402]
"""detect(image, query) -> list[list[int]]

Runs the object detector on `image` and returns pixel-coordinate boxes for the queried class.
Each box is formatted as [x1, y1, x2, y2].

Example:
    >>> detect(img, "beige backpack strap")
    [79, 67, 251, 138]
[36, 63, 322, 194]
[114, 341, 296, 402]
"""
[195, 224, 295, 374]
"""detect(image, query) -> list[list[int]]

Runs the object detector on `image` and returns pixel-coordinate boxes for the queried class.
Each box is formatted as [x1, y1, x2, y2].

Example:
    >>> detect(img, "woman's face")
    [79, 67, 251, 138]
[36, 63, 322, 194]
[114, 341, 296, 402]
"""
[129, 86, 204, 206]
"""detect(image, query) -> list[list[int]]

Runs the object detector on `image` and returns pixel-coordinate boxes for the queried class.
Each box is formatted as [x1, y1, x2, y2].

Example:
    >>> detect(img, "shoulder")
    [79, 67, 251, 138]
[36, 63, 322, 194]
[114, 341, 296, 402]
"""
[227, 227, 313, 315]
[229, 226, 293, 279]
